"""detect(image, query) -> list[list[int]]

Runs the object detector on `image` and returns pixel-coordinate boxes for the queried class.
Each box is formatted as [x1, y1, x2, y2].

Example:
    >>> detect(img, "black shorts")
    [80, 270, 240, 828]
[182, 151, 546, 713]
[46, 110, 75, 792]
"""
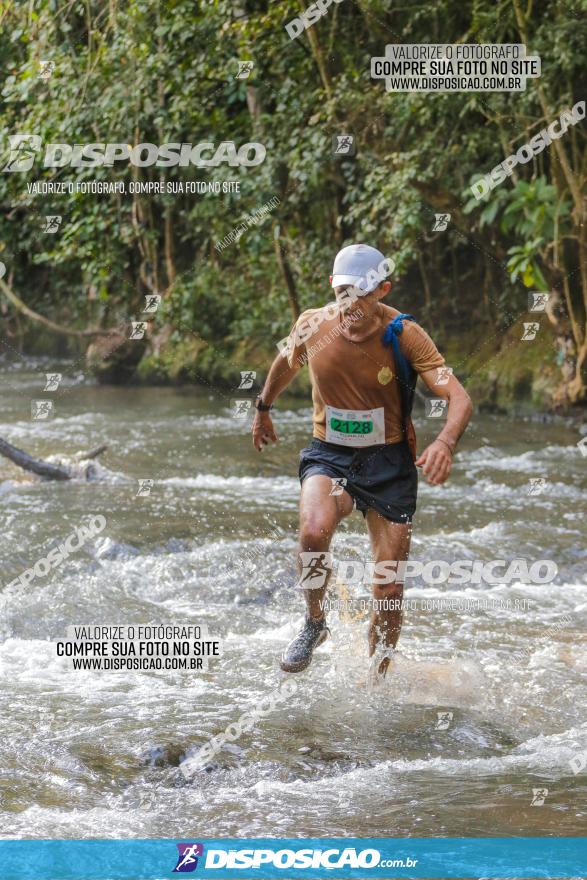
[299, 438, 417, 524]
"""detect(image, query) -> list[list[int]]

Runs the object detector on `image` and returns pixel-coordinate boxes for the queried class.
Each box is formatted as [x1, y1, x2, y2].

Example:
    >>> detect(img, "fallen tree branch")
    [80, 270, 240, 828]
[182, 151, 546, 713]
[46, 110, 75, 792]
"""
[0, 436, 71, 480]
[0, 278, 116, 338]
[75, 443, 108, 460]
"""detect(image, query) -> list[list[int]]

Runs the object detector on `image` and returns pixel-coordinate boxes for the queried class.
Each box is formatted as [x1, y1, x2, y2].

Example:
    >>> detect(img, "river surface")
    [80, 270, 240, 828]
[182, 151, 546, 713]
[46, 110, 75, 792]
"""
[0, 357, 586, 843]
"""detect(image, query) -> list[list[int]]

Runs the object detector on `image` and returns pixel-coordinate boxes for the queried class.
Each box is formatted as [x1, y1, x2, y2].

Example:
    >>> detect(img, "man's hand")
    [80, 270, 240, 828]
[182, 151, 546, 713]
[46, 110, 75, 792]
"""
[252, 411, 278, 451]
[415, 439, 452, 485]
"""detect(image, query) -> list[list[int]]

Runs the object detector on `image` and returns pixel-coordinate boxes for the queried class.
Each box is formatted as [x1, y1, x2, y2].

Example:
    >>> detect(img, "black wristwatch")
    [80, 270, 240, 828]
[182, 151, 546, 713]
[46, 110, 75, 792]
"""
[255, 394, 273, 412]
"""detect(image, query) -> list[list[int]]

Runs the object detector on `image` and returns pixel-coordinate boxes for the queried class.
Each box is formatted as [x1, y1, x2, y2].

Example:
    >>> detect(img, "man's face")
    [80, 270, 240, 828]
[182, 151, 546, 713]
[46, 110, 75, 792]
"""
[334, 282, 388, 325]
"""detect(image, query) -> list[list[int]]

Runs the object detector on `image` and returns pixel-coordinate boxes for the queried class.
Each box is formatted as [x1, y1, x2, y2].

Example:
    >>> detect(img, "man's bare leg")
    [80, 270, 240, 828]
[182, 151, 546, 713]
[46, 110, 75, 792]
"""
[280, 475, 353, 672]
[365, 510, 412, 676]
[298, 474, 354, 618]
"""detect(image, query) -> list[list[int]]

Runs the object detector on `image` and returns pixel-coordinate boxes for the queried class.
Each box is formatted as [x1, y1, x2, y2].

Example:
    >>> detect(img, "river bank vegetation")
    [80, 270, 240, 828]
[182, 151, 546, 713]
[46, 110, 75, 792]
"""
[0, 0, 585, 412]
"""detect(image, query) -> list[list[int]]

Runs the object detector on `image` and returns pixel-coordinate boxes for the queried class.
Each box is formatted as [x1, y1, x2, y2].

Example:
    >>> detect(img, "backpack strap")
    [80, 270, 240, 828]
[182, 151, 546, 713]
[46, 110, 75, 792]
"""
[382, 313, 418, 458]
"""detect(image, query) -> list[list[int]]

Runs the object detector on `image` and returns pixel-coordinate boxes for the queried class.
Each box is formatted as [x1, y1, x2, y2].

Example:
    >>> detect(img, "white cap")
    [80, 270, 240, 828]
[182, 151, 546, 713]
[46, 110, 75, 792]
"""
[330, 243, 391, 293]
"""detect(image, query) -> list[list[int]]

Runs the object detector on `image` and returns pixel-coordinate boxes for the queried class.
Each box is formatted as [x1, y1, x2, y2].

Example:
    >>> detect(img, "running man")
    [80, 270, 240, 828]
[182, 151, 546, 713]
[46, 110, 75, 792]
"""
[252, 244, 472, 674]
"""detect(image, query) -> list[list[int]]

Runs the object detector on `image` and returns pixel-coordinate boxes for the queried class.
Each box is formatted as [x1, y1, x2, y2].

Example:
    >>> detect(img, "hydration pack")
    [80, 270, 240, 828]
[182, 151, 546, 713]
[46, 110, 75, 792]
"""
[382, 313, 418, 460]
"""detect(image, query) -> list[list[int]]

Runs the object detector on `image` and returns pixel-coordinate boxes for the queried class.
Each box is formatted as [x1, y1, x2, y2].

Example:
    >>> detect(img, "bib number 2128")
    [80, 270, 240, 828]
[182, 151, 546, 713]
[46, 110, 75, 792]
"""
[329, 418, 372, 435]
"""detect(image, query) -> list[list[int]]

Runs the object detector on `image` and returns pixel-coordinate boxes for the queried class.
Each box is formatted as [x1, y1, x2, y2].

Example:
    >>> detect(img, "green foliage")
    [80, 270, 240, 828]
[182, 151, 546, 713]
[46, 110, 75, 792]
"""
[0, 0, 585, 393]
[464, 176, 571, 289]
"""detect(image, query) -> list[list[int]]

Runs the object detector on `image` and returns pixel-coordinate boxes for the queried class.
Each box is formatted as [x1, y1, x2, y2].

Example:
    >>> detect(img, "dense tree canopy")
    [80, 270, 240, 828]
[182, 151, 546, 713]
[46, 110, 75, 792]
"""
[0, 0, 586, 407]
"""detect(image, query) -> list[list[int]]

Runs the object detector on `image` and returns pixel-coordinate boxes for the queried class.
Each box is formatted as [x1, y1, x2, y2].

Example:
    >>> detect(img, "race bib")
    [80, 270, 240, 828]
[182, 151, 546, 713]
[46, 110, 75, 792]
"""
[325, 405, 385, 447]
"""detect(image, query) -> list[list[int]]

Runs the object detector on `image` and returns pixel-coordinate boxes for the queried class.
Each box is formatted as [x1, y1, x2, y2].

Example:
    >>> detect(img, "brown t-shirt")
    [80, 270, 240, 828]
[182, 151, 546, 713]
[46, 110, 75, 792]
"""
[286, 302, 445, 444]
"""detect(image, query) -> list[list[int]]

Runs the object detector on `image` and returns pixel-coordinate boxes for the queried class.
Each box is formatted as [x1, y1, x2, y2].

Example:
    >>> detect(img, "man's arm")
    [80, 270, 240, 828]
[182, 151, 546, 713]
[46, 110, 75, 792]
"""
[414, 369, 473, 485]
[252, 350, 303, 451]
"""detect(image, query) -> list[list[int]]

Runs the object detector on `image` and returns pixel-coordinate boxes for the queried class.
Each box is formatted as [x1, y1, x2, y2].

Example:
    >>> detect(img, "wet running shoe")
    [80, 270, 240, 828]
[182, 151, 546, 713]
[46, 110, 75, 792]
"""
[280, 616, 329, 673]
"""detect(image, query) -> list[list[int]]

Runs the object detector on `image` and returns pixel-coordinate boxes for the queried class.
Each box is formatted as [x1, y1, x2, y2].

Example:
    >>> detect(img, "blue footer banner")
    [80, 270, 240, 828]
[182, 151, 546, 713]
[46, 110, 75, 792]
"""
[0, 837, 586, 879]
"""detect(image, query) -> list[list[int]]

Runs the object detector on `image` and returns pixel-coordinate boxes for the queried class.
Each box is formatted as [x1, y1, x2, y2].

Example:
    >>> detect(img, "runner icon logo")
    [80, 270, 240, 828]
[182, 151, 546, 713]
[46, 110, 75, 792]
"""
[521, 321, 540, 341]
[329, 477, 347, 496]
[129, 321, 148, 340]
[232, 399, 252, 418]
[38, 60, 55, 80]
[531, 788, 548, 806]
[333, 134, 355, 156]
[2, 134, 42, 172]
[236, 61, 254, 79]
[31, 400, 54, 420]
[432, 213, 451, 231]
[298, 551, 333, 590]
[43, 215, 62, 233]
[173, 843, 204, 873]
[238, 370, 256, 389]
[143, 294, 161, 313]
[528, 292, 549, 312]
[434, 366, 453, 385]
[435, 711, 453, 730]
[426, 398, 448, 418]
[44, 373, 62, 391]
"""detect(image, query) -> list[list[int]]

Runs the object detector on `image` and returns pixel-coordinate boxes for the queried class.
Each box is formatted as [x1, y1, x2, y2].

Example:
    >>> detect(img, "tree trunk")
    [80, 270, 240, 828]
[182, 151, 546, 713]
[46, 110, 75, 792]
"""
[273, 224, 301, 321]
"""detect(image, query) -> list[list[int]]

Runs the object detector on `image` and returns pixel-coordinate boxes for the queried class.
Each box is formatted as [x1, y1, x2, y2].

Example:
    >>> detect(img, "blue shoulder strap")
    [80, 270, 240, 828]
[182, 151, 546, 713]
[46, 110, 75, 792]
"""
[382, 313, 417, 422]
